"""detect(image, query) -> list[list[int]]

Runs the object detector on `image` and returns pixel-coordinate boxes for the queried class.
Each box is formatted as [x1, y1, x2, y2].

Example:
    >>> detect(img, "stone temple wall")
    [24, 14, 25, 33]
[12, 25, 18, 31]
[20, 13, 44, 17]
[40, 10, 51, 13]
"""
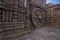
[45, 5, 60, 28]
[0, 0, 45, 40]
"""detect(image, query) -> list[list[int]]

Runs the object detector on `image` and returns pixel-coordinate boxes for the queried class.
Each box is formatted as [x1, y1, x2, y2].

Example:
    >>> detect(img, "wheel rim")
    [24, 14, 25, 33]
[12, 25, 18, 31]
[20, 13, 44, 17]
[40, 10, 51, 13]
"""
[32, 8, 44, 27]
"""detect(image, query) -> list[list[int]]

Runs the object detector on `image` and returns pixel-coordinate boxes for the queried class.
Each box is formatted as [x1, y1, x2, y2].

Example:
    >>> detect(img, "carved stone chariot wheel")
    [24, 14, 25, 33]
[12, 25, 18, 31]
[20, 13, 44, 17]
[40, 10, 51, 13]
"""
[31, 8, 44, 27]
